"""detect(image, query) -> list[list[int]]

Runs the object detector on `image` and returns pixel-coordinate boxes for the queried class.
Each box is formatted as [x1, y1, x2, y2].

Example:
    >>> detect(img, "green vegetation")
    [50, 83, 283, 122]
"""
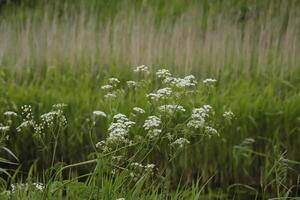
[0, 0, 300, 199]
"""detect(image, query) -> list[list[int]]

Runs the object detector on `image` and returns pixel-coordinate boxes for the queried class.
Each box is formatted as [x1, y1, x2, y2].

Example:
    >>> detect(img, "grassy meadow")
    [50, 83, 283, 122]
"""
[0, 0, 300, 199]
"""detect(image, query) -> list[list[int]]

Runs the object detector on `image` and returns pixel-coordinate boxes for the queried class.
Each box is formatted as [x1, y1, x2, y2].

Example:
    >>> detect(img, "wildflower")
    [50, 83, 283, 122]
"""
[143, 116, 161, 130]
[32, 183, 44, 191]
[3, 111, 17, 117]
[147, 128, 162, 139]
[52, 103, 67, 110]
[116, 198, 125, 200]
[147, 87, 172, 101]
[108, 78, 120, 86]
[223, 111, 234, 121]
[21, 105, 33, 120]
[172, 138, 190, 148]
[96, 141, 105, 149]
[133, 65, 149, 73]
[132, 107, 145, 114]
[104, 93, 117, 100]
[144, 163, 155, 173]
[93, 110, 107, 118]
[158, 105, 185, 114]
[175, 75, 197, 88]
[157, 87, 172, 97]
[17, 120, 35, 132]
[156, 69, 172, 79]
[107, 114, 135, 142]
[101, 85, 113, 90]
[204, 126, 219, 137]
[40, 110, 67, 127]
[126, 80, 138, 88]
[0, 126, 9, 132]
[187, 105, 214, 129]
[203, 78, 217, 86]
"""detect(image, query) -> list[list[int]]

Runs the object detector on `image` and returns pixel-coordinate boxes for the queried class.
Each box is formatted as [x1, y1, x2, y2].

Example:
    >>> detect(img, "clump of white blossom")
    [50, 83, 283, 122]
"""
[223, 111, 234, 121]
[158, 104, 186, 115]
[134, 65, 149, 73]
[93, 110, 107, 118]
[3, 111, 17, 117]
[132, 107, 145, 114]
[203, 78, 217, 86]
[187, 105, 214, 129]
[143, 116, 161, 139]
[172, 138, 190, 148]
[147, 87, 172, 101]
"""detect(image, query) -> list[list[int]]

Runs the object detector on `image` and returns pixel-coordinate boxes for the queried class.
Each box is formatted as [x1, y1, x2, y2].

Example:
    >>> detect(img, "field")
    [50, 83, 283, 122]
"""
[0, 0, 300, 199]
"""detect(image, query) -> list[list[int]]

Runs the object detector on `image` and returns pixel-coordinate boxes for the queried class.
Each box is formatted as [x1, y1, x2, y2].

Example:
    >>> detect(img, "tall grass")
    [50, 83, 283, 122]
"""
[0, 0, 300, 77]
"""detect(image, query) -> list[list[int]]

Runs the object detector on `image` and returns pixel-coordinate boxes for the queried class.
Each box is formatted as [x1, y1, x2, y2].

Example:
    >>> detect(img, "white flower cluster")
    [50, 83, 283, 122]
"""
[223, 111, 234, 121]
[172, 138, 190, 148]
[9, 182, 44, 194]
[126, 80, 138, 88]
[203, 78, 217, 86]
[132, 107, 145, 114]
[101, 78, 121, 100]
[108, 114, 135, 142]
[187, 105, 214, 129]
[204, 126, 219, 137]
[104, 93, 117, 100]
[158, 104, 186, 115]
[101, 84, 113, 90]
[0, 125, 9, 132]
[156, 69, 172, 79]
[129, 162, 155, 179]
[40, 109, 67, 127]
[21, 105, 33, 120]
[155, 69, 197, 89]
[133, 65, 149, 73]
[3, 111, 17, 117]
[109, 77, 120, 86]
[16, 120, 35, 132]
[147, 87, 172, 101]
[143, 116, 161, 139]
[93, 110, 107, 118]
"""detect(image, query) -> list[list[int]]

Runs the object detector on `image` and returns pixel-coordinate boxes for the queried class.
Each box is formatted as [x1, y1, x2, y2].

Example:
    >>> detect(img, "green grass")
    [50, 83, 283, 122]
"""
[0, 1, 300, 199]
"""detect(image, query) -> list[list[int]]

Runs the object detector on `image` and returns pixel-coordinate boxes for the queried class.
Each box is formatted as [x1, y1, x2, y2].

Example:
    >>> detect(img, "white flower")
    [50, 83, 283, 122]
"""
[203, 78, 217, 86]
[108, 78, 120, 85]
[204, 126, 219, 137]
[187, 118, 205, 129]
[187, 105, 214, 129]
[4, 111, 17, 117]
[52, 103, 67, 110]
[107, 114, 135, 142]
[21, 105, 33, 120]
[101, 85, 113, 90]
[147, 128, 162, 139]
[126, 81, 137, 88]
[104, 93, 117, 100]
[132, 107, 145, 114]
[143, 116, 161, 130]
[156, 69, 172, 79]
[172, 138, 190, 148]
[133, 65, 149, 73]
[0, 126, 9, 132]
[223, 111, 234, 121]
[93, 110, 106, 117]
[17, 120, 35, 132]
[158, 105, 185, 114]
[32, 183, 44, 191]
[175, 75, 197, 88]
[116, 198, 125, 200]
[157, 87, 172, 96]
